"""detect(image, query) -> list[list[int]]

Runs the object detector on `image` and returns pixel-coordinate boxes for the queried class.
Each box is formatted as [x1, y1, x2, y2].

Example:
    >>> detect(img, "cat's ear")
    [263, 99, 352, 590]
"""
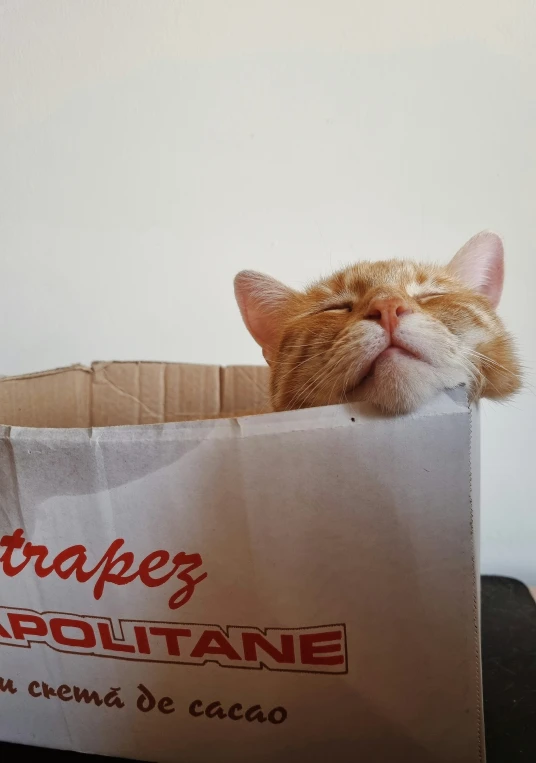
[234, 270, 294, 363]
[447, 231, 504, 308]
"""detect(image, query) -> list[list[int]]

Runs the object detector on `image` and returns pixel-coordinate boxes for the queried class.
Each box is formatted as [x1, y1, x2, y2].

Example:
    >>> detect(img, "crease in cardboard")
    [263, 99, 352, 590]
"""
[238, 366, 268, 398]
[0, 364, 91, 382]
[90, 427, 120, 538]
[38, 615, 77, 751]
[230, 417, 244, 436]
[88, 362, 94, 428]
[2, 427, 26, 534]
[161, 363, 167, 423]
[219, 366, 225, 416]
[97, 364, 161, 421]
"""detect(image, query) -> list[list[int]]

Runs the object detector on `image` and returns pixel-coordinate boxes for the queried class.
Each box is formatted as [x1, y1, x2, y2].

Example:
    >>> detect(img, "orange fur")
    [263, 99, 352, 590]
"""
[234, 232, 522, 415]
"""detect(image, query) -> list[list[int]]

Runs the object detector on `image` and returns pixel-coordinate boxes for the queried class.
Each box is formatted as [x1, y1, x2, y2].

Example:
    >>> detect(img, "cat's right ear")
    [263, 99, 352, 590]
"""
[234, 270, 294, 364]
[447, 231, 504, 308]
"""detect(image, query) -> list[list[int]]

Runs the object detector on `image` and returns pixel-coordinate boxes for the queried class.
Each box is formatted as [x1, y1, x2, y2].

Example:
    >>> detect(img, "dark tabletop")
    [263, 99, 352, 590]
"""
[1, 575, 535, 762]
[481, 576, 536, 762]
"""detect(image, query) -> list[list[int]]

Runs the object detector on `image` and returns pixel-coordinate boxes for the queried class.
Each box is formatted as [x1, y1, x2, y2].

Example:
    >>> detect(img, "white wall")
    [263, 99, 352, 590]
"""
[1, 1, 535, 581]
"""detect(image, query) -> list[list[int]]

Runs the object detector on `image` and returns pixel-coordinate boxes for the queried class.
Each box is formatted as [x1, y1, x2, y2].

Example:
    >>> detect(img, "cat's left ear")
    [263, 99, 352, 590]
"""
[447, 231, 504, 308]
[234, 270, 295, 363]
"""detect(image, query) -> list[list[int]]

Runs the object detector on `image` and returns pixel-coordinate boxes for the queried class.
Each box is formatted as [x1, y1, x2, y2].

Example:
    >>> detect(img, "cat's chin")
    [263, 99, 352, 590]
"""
[345, 352, 442, 414]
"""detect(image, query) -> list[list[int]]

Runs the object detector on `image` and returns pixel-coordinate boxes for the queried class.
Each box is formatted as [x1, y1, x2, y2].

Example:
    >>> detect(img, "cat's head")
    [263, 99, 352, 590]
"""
[234, 231, 521, 414]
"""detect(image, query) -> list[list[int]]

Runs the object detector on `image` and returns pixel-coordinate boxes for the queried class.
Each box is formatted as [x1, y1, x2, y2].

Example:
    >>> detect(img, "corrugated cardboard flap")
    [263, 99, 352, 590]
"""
[0, 365, 91, 428]
[0, 361, 270, 428]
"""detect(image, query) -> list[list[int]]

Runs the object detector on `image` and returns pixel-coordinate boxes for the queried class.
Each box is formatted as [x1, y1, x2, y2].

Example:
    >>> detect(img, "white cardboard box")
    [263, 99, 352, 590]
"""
[0, 362, 483, 763]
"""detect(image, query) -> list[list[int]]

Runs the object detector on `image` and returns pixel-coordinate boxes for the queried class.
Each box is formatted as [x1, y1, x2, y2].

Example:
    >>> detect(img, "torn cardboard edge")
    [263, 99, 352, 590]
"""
[0, 361, 271, 428]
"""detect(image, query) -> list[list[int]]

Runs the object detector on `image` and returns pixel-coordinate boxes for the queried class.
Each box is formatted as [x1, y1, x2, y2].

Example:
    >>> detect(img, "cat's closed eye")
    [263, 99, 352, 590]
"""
[320, 303, 353, 313]
[417, 292, 444, 302]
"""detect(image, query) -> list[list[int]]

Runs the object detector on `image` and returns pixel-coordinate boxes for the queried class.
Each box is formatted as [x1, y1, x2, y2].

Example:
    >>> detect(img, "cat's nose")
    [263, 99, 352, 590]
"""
[365, 297, 413, 333]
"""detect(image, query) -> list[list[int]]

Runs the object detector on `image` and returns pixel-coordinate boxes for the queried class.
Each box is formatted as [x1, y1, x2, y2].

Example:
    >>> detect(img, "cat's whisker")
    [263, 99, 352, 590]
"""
[296, 360, 346, 407]
[324, 346, 367, 407]
[277, 341, 329, 351]
[276, 333, 351, 387]
[327, 360, 345, 407]
[464, 348, 531, 382]
[276, 348, 333, 381]
[466, 347, 533, 371]
[462, 348, 533, 395]
[463, 348, 518, 376]
[287, 350, 351, 409]
[284, 363, 332, 410]
[464, 360, 511, 400]
[341, 361, 356, 404]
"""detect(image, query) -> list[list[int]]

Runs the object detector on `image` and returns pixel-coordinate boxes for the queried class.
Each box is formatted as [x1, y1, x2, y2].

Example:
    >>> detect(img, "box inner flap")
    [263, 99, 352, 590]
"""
[0, 362, 270, 428]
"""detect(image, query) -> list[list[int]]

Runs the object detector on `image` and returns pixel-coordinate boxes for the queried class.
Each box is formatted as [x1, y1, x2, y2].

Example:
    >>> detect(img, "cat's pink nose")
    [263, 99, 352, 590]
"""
[365, 297, 413, 334]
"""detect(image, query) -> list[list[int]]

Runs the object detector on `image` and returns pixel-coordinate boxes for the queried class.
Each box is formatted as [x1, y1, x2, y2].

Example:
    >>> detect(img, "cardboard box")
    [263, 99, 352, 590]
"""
[0, 362, 483, 763]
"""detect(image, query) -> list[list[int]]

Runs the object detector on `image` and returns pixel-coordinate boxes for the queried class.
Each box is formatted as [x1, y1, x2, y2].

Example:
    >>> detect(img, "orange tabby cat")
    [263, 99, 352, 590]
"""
[234, 231, 521, 414]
